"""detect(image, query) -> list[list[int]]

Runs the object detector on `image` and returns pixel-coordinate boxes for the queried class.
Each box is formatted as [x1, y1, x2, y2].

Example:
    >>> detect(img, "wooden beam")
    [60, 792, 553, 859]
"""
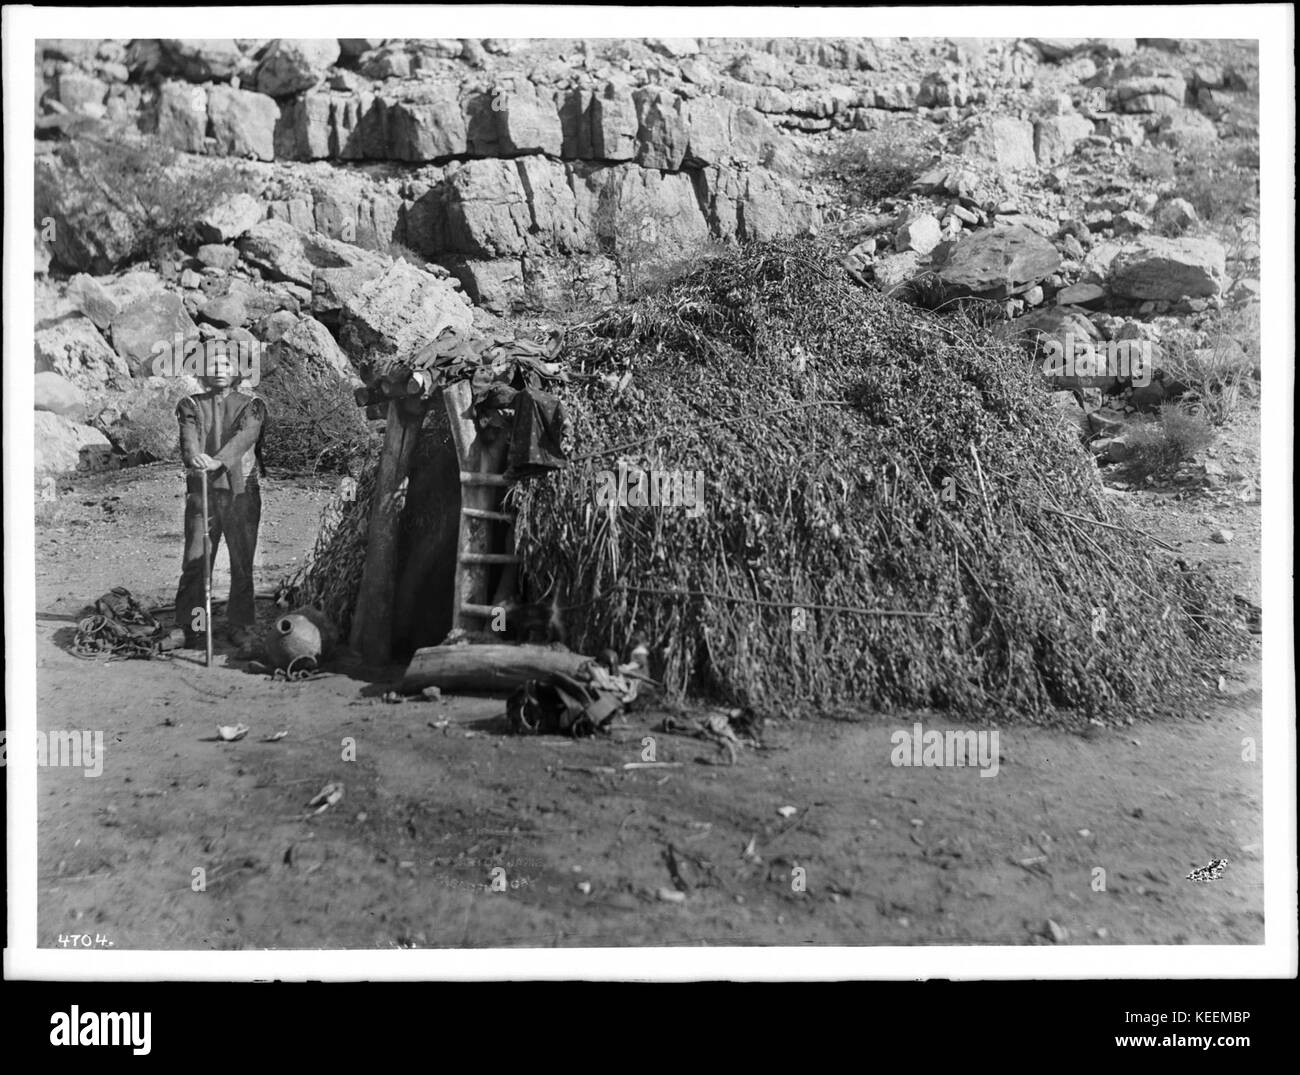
[349, 397, 425, 664]
[401, 643, 591, 693]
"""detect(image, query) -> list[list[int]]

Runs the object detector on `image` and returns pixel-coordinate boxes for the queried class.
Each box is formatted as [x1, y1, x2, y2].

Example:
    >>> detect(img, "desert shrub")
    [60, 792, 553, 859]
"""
[1130, 146, 1177, 182]
[257, 357, 379, 474]
[592, 190, 734, 300]
[1161, 306, 1261, 423]
[815, 120, 942, 206]
[380, 238, 431, 266]
[42, 130, 257, 268]
[91, 382, 193, 462]
[1170, 142, 1260, 226]
[1123, 405, 1216, 478]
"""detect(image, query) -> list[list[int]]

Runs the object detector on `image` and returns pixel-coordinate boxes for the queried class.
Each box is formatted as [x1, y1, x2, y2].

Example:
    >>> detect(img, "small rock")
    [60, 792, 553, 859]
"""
[894, 213, 943, 255]
[777, 805, 798, 819]
[1045, 919, 1068, 943]
[1211, 528, 1234, 543]
[656, 886, 687, 903]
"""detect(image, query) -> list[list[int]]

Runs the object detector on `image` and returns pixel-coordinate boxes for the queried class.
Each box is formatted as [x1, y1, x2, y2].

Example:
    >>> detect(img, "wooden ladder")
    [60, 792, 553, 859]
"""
[443, 380, 520, 632]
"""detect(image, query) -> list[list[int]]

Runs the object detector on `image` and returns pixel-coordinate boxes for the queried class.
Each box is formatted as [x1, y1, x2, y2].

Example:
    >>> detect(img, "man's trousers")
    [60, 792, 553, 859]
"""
[175, 479, 261, 633]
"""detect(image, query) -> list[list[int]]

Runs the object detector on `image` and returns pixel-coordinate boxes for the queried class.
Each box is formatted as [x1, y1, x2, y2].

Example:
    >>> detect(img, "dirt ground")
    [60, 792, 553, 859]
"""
[33, 434, 1264, 949]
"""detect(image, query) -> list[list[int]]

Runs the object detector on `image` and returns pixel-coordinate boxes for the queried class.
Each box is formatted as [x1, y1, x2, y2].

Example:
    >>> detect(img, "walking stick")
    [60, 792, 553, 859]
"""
[200, 466, 213, 668]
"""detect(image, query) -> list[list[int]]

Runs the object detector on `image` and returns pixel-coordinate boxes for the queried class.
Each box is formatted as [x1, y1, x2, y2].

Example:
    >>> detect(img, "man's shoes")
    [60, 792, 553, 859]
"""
[228, 625, 261, 658]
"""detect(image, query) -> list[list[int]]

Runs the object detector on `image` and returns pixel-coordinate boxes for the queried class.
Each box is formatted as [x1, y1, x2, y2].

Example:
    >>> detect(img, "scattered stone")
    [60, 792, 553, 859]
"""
[198, 192, 266, 244]
[1153, 197, 1199, 234]
[196, 243, 241, 271]
[872, 250, 923, 293]
[1056, 282, 1105, 306]
[893, 213, 942, 255]
[65, 273, 119, 330]
[1112, 209, 1152, 236]
[1211, 529, 1235, 544]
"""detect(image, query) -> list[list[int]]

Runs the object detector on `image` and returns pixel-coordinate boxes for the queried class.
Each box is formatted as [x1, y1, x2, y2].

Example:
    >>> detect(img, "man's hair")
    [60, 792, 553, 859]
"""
[201, 346, 242, 384]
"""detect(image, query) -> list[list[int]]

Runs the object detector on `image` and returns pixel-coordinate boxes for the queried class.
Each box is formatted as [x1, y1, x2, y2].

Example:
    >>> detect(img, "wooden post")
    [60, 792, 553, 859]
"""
[350, 396, 425, 664]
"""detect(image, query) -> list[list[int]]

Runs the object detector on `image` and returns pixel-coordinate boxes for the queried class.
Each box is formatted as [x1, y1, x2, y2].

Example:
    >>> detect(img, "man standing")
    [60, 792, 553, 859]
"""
[175, 346, 267, 652]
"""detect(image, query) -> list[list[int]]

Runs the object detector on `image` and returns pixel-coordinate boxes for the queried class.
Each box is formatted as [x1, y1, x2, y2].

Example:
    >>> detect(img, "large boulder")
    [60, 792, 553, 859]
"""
[34, 372, 87, 418]
[159, 39, 245, 82]
[590, 81, 639, 160]
[338, 260, 474, 376]
[207, 85, 280, 160]
[1107, 237, 1225, 300]
[1034, 113, 1093, 165]
[387, 83, 469, 160]
[35, 156, 139, 274]
[155, 80, 208, 153]
[109, 292, 200, 376]
[1150, 107, 1219, 148]
[54, 70, 109, 113]
[255, 38, 340, 97]
[238, 219, 382, 287]
[443, 157, 589, 258]
[930, 225, 1062, 299]
[35, 312, 132, 390]
[961, 117, 1037, 170]
[33, 410, 113, 476]
[65, 273, 119, 330]
[634, 87, 691, 171]
[1112, 60, 1187, 114]
[495, 79, 563, 156]
[263, 314, 357, 382]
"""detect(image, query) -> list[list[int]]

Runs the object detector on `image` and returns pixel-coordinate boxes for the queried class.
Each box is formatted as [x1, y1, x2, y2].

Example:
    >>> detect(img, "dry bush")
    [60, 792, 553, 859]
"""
[41, 130, 257, 269]
[1161, 306, 1261, 424]
[592, 190, 734, 300]
[92, 382, 194, 462]
[1122, 405, 1217, 479]
[257, 358, 378, 474]
[815, 120, 942, 206]
[1171, 142, 1260, 226]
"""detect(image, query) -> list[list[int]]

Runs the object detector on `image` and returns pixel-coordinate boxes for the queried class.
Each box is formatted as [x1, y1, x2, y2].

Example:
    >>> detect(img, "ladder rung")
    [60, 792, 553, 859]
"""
[460, 471, 509, 487]
[461, 507, 516, 523]
[459, 552, 520, 565]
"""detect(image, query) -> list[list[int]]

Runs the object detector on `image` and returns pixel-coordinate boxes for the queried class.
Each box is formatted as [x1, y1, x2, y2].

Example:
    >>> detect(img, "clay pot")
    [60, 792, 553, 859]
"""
[264, 606, 337, 669]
